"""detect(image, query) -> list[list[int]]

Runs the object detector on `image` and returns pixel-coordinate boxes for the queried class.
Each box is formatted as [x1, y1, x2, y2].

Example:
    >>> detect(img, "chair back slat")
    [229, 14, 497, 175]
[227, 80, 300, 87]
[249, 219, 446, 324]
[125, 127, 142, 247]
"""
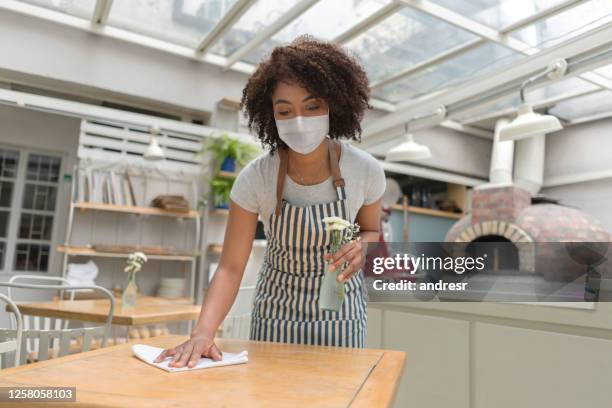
[58, 330, 72, 358]
[37, 331, 50, 362]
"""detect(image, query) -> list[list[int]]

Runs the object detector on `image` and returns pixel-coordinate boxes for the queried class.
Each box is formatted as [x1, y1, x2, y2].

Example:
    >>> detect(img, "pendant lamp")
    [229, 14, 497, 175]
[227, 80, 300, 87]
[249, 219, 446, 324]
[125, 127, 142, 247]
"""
[144, 126, 164, 161]
[385, 132, 432, 161]
[498, 59, 567, 142]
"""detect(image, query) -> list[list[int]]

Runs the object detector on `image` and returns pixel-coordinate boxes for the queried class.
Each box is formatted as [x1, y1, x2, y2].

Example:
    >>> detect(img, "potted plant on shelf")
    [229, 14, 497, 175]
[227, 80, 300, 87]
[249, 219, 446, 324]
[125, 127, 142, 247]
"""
[210, 177, 233, 209]
[199, 133, 259, 209]
[201, 133, 259, 173]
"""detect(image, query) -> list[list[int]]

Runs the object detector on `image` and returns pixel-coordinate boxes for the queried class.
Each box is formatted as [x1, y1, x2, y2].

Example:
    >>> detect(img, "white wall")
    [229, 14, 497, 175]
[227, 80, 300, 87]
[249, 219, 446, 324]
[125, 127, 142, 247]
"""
[0, 9, 247, 116]
[542, 118, 612, 231]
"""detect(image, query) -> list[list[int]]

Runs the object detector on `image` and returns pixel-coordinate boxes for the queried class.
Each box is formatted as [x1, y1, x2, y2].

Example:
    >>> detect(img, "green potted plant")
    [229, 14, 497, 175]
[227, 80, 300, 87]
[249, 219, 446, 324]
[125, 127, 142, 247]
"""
[210, 177, 233, 209]
[200, 133, 259, 209]
[201, 133, 259, 173]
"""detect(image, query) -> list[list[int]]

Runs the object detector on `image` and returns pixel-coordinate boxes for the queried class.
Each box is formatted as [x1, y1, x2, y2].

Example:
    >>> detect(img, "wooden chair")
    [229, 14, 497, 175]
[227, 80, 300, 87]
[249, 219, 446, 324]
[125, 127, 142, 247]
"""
[0, 282, 114, 364]
[0, 293, 23, 368]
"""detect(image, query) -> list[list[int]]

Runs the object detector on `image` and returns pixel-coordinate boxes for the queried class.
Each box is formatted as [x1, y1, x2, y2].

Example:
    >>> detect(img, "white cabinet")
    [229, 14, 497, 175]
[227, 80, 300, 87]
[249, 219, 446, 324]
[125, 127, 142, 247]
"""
[381, 309, 471, 408]
[474, 322, 612, 408]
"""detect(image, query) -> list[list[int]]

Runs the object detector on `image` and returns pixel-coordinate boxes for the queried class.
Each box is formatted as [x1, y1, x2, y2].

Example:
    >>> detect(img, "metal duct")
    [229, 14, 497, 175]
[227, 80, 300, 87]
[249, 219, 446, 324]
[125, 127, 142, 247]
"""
[514, 133, 545, 194]
[489, 118, 514, 185]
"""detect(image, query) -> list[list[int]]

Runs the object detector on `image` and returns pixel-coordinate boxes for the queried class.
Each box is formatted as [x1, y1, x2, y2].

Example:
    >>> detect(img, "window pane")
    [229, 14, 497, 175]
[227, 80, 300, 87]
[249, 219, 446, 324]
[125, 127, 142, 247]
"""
[210, 0, 301, 57]
[431, 0, 567, 30]
[0, 149, 19, 179]
[373, 43, 520, 103]
[0, 182, 13, 208]
[27, 153, 61, 182]
[0, 241, 4, 270]
[549, 90, 612, 121]
[17, 0, 96, 19]
[22, 184, 57, 212]
[243, 0, 393, 65]
[107, 0, 239, 48]
[0, 211, 8, 238]
[14, 243, 50, 272]
[345, 7, 477, 83]
[510, 0, 612, 47]
[19, 213, 54, 241]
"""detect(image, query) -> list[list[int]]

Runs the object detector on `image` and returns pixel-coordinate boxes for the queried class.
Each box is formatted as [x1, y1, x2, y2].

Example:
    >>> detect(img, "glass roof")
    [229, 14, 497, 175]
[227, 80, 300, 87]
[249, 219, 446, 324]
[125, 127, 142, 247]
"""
[210, 0, 300, 57]
[108, 0, 239, 47]
[9, 0, 612, 125]
[243, 0, 393, 65]
[432, 0, 568, 30]
[549, 90, 612, 120]
[510, 0, 612, 47]
[20, 0, 96, 19]
[346, 7, 477, 83]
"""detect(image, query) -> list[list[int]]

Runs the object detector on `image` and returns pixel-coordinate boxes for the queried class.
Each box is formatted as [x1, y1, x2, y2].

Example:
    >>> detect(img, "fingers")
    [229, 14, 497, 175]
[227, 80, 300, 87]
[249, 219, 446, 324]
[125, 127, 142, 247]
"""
[187, 347, 203, 368]
[329, 244, 361, 273]
[154, 348, 175, 363]
[173, 343, 195, 368]
[206, 344, 223, 361]
[337, 256, 363, 282]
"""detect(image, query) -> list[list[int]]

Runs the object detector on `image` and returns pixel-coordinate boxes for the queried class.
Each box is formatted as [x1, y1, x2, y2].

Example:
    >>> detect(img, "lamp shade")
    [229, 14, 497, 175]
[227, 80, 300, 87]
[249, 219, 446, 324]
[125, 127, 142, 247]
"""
[385, 133, 432, 161]
[144, 135, 164, 161]
[498, 103, 562, 141]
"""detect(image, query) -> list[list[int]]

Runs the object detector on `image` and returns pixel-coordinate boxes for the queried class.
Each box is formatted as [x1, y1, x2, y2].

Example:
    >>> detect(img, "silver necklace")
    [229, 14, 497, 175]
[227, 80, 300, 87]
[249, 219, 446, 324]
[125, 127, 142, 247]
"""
[290, 155, 329, 184]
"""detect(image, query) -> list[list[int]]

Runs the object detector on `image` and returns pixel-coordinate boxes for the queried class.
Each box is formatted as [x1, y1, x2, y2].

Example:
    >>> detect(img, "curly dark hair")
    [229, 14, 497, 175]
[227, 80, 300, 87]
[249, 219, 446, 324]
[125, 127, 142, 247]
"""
[240, 35, 371, 153]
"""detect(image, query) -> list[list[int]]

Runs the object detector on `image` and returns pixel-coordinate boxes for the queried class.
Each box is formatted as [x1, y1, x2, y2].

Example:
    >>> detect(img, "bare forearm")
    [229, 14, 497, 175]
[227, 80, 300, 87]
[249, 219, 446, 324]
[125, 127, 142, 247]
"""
[193, 266, 243, 338]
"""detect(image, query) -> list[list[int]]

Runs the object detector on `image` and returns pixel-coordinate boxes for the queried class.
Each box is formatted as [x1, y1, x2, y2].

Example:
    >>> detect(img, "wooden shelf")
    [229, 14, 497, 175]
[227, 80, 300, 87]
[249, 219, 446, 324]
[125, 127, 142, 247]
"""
[390, 204, 463, 220]
[57, 246, 198, 261]
[217, 171, 238, 179]
[74, 202, 199, 218]
[211, 208, 229, 216]
[208, 244, 223, 255]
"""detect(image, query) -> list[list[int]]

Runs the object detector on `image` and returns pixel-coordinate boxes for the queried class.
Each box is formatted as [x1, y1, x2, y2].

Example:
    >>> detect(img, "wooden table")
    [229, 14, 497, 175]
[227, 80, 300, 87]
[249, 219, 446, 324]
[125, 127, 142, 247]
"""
[0, 335, 405, 407]
[11, 296, 201, 326]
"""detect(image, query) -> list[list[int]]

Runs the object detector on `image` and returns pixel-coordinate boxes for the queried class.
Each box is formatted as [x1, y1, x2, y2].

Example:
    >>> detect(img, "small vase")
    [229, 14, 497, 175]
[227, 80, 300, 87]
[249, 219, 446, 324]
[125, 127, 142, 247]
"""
[122, 272, 138, 309]
[319, 261, 345, 312]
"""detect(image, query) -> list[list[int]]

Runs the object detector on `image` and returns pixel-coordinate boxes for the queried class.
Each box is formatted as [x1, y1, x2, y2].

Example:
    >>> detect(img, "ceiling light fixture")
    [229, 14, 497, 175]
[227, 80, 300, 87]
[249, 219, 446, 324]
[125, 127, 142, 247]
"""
[385, 106, 445, 162]
[144, 125, 165, 161]
[498, 59, 566, 141]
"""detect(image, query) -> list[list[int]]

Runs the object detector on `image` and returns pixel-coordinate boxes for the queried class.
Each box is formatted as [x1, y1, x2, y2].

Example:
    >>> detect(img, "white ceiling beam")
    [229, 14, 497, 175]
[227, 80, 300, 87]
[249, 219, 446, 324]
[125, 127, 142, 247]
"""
[461, 88, 601, 126]
[566, 111, 612, 127]
[440, 120, 492, 139]
[224, 0, 319, 68]
[363, 22, 612, 142]
[332, 0, 404, 44]
[92, 0, 112, 26]
[196, 0, 255, 54]
[378, 160, 486, 187]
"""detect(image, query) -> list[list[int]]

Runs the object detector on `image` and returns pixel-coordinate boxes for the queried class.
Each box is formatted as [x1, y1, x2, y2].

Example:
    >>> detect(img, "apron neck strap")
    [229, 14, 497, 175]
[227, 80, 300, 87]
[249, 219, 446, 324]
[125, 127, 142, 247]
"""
[274, 139, 344, 216]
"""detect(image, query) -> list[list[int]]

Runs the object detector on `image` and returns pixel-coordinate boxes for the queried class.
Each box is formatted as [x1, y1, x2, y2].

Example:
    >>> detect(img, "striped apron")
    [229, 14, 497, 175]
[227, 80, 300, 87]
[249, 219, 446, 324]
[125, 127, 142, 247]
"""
[250, 140, 368, 348]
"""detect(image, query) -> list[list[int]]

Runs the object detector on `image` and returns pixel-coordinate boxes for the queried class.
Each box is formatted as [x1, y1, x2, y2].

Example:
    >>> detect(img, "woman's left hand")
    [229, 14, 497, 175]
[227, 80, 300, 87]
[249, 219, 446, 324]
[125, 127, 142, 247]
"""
[324, 237, 364, 282]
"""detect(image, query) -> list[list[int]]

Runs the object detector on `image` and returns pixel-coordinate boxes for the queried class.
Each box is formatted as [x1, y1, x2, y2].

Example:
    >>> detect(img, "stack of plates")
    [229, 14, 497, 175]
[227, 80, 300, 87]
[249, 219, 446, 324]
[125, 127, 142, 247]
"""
[157, 277, 185, 298]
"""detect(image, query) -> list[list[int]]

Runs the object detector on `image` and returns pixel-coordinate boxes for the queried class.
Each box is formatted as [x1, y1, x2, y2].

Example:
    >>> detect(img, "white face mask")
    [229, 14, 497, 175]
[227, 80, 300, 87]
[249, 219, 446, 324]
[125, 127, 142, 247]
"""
[275, 114, 329, 155]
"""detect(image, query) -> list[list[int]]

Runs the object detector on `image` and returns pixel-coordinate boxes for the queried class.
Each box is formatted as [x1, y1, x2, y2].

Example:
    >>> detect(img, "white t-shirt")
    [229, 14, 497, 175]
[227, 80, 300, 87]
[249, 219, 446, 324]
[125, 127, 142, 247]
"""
[230, 141, 386, 237]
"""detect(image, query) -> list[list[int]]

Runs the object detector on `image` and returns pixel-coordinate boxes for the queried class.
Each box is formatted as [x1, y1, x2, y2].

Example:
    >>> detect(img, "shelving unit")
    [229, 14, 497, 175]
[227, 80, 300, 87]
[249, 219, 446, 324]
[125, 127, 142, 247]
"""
[60, 163, 203, 302]
[74, 202, 199, 218]
[390, 203, 462, 220]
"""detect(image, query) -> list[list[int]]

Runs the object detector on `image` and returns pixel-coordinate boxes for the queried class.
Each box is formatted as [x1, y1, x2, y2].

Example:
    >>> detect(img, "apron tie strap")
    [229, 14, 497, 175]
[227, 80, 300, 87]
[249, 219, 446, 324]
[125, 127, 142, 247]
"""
[328, 140, 344, 188]
[275, 148, 288, 216]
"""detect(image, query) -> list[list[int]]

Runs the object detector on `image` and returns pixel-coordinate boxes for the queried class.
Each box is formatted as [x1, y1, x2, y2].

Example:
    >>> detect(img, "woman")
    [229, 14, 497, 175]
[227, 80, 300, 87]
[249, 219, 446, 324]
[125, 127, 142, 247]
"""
[156, 36, 385, 368]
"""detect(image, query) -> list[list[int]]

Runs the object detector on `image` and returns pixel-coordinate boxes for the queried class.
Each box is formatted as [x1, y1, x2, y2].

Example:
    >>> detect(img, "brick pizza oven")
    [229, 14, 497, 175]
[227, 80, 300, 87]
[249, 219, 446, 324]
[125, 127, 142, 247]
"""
[445, 185, 610, 279]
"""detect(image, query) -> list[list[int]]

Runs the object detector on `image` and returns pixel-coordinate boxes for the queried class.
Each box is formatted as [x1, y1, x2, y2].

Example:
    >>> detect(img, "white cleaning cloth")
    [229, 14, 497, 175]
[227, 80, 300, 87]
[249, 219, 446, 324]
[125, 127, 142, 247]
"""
[132, 344, 248, 373]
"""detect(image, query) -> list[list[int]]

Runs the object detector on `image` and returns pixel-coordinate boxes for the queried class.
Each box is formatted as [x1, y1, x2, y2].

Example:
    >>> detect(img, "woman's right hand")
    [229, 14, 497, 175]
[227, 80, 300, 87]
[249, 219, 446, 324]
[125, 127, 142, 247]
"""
[154, 332, 222, 368]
